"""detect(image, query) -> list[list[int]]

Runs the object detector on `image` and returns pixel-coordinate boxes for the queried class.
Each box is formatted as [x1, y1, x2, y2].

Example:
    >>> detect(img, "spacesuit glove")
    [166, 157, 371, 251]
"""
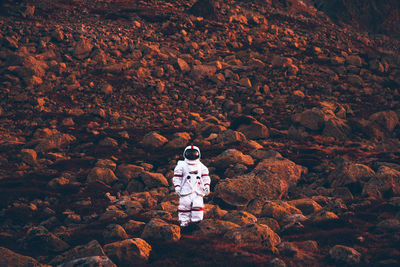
[204, 186, 210, 196]
[175, 189, 181, 197]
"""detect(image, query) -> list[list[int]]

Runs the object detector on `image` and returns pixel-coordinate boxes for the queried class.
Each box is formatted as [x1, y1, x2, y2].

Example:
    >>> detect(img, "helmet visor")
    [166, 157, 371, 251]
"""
[184, 149, 200, 160]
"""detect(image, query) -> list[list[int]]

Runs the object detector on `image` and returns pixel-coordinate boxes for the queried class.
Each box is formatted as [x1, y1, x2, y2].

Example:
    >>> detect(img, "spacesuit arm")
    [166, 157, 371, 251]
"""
[201, 164, 211, 196]
[173, 161, 184, 196]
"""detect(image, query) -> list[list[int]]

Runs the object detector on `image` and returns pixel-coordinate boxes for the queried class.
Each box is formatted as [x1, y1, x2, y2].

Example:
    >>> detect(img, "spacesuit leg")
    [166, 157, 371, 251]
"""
[191, 193, 204, 222]
[178, 194, 192, 226]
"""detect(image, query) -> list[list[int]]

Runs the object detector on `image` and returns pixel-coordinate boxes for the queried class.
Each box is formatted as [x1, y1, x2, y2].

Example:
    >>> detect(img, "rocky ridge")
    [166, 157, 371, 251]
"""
[0, 0, 399, 266]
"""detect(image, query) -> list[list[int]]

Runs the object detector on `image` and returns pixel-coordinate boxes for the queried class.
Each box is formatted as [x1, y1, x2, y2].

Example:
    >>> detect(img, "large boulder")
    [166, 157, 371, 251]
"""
[49, 240, 106, 266]
[224, 223, 281, 249]
[141, 171, 169, 188]
[165, 132, 191, 149]
[254, 155, 303, 186]
[366, 110, 399, 138]
[329, 160, 375, 192]
[222, 210, 258, 226]
[261, 201, 302, 223]
[213, 149, 254, 169]
[141, 218, 180, 242]
[87, 167, 118, 185]
[329, 245, 361, 265]
[293, 108, 325, 131]
[103, 224, 129, 243]
[103, 238, 151, 266]
[362, 166, 400, 199]
[238, 121, 269, 139]
[215, 129, 247, 145]
[35, 133, 76, 152]
[214, 171, 289, 207]
[0, 246, 43, 267]
[74, 38, 94, 59]
[23, 226, 69, 253]
[293, 107, 350, 139]
[116, 164, 144, 181]
[191, 64, 217, 80]
[287, 198, 322, 215]
[214, 150, 302, 207]
[141, 132, 168, 148]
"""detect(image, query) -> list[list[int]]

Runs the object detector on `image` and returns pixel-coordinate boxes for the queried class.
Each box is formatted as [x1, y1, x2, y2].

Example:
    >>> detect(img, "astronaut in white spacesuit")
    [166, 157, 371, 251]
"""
[173, 145, 211, 227]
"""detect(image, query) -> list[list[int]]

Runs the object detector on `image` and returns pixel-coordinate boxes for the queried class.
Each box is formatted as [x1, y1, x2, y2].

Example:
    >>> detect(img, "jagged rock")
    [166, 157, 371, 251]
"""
[141, 218, 180, 242]
[309, 211, 339, 223]
[121, 200, 143, 216]
[116, 164, 144, 181]
[74, 38, 94, 59]
[99, 210, 128, 221]
[23, 226, 69, 252]
[293, 108, 326, 131]
[193, 219, 240, 235]
[258, 218, 281, 233]
[367, 110, 399, 138]
[58, 256, 116, 267]
[329, 160, 375, 192]
[103, 238, 151, 266]
[103, 224, 129, 243]
[99, 137, 118, 147]
[329, 245, 361, 265]
[0, 246, 43, 267]
[191, 64, 217, 80]
[204, 204, 228, 219]
[87, 167, 118, 184]
[141, 132, 168, 148]
[254, 155, 303, 186]
[238, 120, 269, 139]
[35, 133, 76, 152]
[222, 210, 257, 225]
[246, 197, 269, 216]
[49, 240, 106, 266]
[362, 166, 400, 199]
[177, 58, 190, 73]
[215, 129, 247, 144]
[123, 220, 146, 236]
[238, 77, 252, 88]
[95, 159, 117, 171]
[346, 55, 363, 66]
[48, 176, 70, 189]
[261, 201, 302, 223]
[287, 198, 322, 215]
[131, 192, 158, 209]
[322, 116, 351, 139]
[213, 149, 254, 169]
[214, 171, 289, 207]
[271, 56, 293, 68]
[165, 132, 191, 149]
[141, 171, 168, 188]
[224, 223, 281, 248]
[20, 148, 37, 165]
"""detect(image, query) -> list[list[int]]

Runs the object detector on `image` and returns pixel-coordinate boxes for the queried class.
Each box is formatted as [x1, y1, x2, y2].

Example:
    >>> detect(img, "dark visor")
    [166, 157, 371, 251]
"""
[185, 149, 200, 160]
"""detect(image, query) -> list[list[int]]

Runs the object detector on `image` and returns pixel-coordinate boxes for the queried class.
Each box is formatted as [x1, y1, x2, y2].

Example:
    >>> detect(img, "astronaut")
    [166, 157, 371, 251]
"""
[173, 145, 211, 227]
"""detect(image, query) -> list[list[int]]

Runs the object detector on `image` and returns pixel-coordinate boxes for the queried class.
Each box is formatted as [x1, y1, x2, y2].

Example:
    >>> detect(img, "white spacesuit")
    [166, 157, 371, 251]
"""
[173, 145, 210, 227]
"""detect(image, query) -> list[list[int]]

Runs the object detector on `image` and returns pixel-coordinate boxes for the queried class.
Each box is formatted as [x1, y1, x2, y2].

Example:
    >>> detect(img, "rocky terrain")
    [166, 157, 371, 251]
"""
[0, 0, 399, 266]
